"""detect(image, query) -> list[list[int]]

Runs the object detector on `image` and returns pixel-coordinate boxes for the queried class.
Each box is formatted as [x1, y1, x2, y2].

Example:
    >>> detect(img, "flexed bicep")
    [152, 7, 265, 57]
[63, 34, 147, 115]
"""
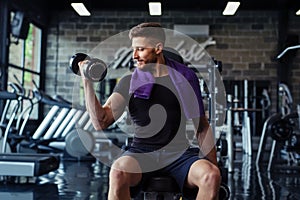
[103, 92, 127, 124]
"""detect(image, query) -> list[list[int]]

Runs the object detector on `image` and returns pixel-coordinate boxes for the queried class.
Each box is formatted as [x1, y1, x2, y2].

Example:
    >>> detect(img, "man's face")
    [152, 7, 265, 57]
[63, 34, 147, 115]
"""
[131, 37, 158, 71]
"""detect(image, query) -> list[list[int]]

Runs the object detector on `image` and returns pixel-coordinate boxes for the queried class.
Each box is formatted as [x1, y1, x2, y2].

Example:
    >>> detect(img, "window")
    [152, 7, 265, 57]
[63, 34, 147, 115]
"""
[8, 12, 42, 120]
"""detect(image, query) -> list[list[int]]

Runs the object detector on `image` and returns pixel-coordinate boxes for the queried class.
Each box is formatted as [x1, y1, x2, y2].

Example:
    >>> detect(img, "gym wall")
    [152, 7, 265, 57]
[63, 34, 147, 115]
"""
[45, 10, 300, 113]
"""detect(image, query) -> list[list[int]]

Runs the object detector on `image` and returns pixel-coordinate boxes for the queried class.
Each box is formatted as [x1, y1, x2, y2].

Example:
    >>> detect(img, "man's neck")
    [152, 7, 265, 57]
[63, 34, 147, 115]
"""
[151, 55, 168, 77]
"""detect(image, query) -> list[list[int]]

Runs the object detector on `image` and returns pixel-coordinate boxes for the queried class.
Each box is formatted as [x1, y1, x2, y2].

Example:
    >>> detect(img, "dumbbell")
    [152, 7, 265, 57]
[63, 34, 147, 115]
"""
[65, 128, 95, 158]
[270, 118, 292, 141]
[69, 53, 107, 82]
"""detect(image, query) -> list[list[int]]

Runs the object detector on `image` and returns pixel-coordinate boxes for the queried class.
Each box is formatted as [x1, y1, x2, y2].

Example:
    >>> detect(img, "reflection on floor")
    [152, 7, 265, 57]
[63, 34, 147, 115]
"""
[0, 152, 300, 200]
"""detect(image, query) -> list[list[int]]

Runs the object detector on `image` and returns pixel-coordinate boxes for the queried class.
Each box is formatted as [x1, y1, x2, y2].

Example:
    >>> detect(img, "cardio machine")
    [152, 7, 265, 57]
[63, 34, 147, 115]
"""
[0, 82, 60, 177]
[14, 81, 96, 160]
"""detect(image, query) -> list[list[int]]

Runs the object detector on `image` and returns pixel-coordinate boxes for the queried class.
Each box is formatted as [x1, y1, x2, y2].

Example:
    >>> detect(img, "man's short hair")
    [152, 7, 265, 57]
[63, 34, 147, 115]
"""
[129, 22, 166, 44]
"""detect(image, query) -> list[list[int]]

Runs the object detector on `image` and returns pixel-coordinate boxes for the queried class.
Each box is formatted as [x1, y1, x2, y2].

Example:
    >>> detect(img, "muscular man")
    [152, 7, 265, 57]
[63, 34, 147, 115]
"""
[79, 22, 221, 200]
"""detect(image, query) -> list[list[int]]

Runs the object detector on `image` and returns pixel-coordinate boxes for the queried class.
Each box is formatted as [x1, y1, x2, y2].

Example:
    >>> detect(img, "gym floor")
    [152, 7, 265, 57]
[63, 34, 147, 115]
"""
[0, 136, 300, 200]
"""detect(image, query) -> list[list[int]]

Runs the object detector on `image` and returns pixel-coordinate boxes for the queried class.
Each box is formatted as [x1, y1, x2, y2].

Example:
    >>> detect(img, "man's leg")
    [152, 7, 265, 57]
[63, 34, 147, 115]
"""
[108, 155, 142, 200]
[185, 159, 221, 200]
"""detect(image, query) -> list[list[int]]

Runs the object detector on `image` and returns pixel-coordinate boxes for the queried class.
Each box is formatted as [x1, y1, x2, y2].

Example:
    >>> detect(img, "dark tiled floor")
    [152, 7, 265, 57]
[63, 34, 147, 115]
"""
[229, 157, 300, 200]
[0, 150, 300, 200]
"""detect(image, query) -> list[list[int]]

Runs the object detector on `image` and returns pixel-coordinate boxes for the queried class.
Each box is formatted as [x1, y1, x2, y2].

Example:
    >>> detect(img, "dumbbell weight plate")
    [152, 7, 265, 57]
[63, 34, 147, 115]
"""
[69, 53, 90, 76]
[270, 119, 292, 141]
[84, 58, 108, 82]
[65, 128, 95, 158]
[217, 138, 228, 157]
[219, 182, 230, 200]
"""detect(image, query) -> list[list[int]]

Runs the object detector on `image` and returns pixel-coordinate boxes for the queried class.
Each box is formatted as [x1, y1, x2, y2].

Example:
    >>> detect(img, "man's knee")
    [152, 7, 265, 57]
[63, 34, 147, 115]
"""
[195, 164, 221, 188]
[109, 161, 142, 187]
[110, 168, 128, 184]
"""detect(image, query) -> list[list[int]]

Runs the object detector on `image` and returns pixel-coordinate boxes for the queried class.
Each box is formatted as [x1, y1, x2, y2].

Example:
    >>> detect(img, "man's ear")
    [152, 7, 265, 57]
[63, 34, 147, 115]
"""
[155, 43, 163, 54]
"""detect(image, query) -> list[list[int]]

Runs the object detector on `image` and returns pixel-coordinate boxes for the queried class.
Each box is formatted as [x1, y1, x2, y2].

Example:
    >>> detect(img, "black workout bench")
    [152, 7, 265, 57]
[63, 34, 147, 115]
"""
[131, 175, 230, 200]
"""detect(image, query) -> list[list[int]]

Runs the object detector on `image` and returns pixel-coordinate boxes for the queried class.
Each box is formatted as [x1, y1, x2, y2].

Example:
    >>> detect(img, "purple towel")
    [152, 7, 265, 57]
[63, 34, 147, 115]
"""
[129, 69, 155, 99]
[129, 58, 205, 119]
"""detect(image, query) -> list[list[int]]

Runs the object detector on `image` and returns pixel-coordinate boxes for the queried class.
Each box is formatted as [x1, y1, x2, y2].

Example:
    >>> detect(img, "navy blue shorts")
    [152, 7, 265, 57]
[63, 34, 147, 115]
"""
[162, 147, 200, 190]
[123, 146, 202, 196]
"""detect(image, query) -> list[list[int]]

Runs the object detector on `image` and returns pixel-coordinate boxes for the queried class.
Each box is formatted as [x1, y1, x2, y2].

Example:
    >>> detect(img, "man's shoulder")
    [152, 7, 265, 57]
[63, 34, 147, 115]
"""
[114, 72, 132, 92]
[119, 72, 132, 82]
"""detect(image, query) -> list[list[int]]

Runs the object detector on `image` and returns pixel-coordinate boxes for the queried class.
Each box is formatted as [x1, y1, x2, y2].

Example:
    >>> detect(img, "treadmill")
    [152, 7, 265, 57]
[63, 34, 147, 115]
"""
[0, 89, 60, 177]
[0, 153, 60, 176]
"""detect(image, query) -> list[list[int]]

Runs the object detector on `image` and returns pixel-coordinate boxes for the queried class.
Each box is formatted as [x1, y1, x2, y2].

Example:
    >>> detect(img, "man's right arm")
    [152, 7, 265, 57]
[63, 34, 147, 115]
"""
[80, 63, 126, 131]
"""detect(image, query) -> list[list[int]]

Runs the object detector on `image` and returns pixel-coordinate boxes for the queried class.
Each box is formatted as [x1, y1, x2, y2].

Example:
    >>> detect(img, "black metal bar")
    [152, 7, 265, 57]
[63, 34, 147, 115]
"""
[0, 0, 10, 114]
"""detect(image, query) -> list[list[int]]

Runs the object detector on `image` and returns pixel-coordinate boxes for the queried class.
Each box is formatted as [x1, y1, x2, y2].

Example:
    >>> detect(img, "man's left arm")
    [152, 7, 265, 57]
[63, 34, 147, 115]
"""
[192, 116, 218, 166]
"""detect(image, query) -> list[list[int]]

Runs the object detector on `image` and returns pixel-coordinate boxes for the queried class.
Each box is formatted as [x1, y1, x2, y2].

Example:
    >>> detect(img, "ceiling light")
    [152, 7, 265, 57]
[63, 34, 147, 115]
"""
[223, 1, 240, 15]
[148, 2, 162, 16]
[296, 9, 300, 15]
[71, 3, 91, 16]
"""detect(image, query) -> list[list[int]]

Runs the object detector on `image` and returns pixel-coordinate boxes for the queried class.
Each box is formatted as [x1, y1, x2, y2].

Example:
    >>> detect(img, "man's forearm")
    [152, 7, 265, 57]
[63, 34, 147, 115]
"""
[205, 145, 218, 166]
[194, 117, 218, 166]
[82, 79, 111, 130]
[197, 128, 218, 165]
